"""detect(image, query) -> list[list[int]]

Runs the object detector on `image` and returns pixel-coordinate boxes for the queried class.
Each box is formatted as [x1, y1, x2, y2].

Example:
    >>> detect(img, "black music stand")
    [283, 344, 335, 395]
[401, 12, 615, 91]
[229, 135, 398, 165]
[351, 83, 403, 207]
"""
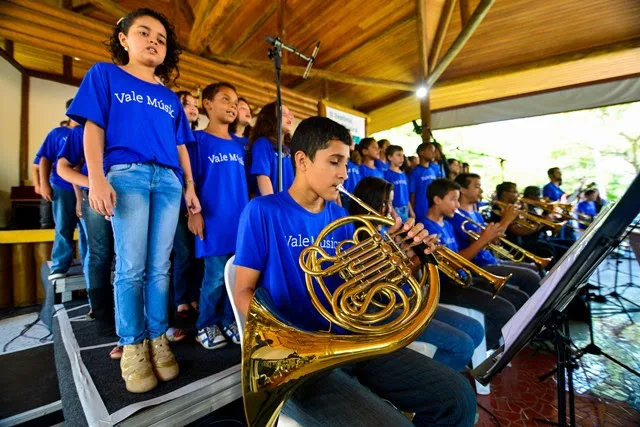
[471, 173, 640, 427]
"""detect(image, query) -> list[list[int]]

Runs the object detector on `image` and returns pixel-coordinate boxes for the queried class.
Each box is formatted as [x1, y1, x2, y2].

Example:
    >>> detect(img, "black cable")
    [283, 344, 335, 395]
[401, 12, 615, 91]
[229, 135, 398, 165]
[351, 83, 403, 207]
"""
[477, 402, 502, 426]
[2, 306, 65, 353]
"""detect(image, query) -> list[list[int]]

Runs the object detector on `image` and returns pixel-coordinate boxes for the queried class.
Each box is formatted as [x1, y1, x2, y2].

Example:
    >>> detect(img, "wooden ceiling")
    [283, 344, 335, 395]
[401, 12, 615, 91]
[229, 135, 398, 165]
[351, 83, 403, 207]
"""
[1, 0, 639, 132]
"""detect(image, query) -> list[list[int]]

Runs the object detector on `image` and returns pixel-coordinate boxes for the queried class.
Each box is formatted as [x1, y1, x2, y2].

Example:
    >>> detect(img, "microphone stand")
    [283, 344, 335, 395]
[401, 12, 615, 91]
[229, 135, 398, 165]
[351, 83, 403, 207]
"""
[265, 37, 319, 192]
[456, 146, 506, 182]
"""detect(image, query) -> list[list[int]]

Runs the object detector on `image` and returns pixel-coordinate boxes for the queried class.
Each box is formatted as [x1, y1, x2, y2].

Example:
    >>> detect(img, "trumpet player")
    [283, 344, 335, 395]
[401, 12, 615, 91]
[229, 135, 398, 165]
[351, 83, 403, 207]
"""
[452, 174, 542, 297]
[234, 117, 476, 426]
[423, 179, 518, 348]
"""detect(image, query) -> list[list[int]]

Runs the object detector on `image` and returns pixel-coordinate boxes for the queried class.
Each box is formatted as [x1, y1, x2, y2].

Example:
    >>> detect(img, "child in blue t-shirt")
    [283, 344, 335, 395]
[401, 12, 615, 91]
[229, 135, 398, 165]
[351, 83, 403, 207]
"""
[36, 106, 80, 280]
[384, 144, 415, 222]
[374, 138, 390, 172]
[186, 82, 248, 350]
[576, 188, 598, 230]
[424, 178, 518, 348]
[57, 126, 121, 353]
[348, 176, 483, 372]
[234, 116, 475, 425]
[67, 8, 200, 394]
[340, 137, 362, 208]
[249, 101, 294, 195]
[357, 137, 384, 179]
[409, 141, 438, 223]
[167, 91, 203, 344]
[230, 97, 256, 196]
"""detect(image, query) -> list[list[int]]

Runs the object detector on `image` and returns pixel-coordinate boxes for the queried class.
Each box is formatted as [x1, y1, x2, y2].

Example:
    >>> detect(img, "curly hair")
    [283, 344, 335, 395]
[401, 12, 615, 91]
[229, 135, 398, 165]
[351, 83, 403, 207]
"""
[249, 101, 292, 154]
[176, 90, 199, 130]
[107, 8, 182, 85]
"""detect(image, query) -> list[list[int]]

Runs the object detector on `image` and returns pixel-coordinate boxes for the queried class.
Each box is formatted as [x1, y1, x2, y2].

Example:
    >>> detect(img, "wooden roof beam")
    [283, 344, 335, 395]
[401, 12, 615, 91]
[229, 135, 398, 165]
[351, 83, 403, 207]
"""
[228, 2, 277, 55]
[429, 0, 456, 72]
[427, 0, 495, 88]
[177, 0, 194, 27]
[71, 2, 97, 15]
[89, 0, 128, 19]
[205, 53, 415, 91]
[459, 0, 471, 26]
[416, 0, 431, 138]
[188, 0, 240, 54]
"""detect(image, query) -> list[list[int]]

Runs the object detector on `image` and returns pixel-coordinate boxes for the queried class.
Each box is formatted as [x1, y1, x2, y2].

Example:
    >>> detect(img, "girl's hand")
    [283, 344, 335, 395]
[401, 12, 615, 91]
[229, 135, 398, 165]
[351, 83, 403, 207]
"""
[188, 212, 205, 240]
[76, 199, 83, 219]
[41, 182, 53, 202]
[89, 176, 116, 217]
[184, 186, 201, 215]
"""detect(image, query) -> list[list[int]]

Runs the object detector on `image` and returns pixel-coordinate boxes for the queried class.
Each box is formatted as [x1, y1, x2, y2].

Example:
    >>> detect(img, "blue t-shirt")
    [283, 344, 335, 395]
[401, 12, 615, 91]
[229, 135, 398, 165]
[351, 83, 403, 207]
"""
[423, 217, 459, 252]
[189, 131, 249, 258]
[542, 182, 564, 202]
[384, 169, 410, 207]
[430, 162, 445, 179]
[343, 160, 362, 194]
[66, 62, 194, 180]
[374, 159, 389, 172]
[250, 137, 294, 194]
[576, 200, 596, 229]
[233, 135, 256, 195]
[234, 192, 354, 333]
[57, 126, 88, 190]
[36, 126, 73, 192]
[409, 165, 438, 223]
[360, 164, 384, 179]
[447, 208, 498, 267]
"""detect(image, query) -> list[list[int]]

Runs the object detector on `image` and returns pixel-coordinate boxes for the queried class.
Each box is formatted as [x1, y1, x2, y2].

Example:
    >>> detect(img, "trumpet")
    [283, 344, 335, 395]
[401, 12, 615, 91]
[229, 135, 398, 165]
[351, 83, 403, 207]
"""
[242, 184, 441, 426]
[493, 200, 564, 235]
[455, 210, 553, 269]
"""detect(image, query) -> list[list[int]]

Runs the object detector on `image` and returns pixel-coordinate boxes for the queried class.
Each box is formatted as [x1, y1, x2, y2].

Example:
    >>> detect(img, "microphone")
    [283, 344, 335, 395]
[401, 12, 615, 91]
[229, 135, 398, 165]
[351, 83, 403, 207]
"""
[303, 41, 321, 79]
[265, 36, 311, 62]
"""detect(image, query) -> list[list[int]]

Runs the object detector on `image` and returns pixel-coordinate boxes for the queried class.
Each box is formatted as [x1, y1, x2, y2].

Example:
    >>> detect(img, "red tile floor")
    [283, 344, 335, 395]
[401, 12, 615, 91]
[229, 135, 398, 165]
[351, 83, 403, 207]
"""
[475, 251, 640, 426]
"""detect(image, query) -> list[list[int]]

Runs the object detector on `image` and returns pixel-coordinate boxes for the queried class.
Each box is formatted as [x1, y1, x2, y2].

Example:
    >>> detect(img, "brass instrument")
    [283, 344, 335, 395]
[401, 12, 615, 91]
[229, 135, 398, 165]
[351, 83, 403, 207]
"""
[455, 211, 553, 269]
[493, 200, 564, 235]
[242, 184, 440, 427]
[520, 197, 591, 228]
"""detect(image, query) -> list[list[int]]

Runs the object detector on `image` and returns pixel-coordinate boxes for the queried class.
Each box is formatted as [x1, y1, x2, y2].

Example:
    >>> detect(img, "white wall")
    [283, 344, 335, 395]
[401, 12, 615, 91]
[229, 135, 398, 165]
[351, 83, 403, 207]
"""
[28, 78, 78, 172]
[0, 56, 22, 228]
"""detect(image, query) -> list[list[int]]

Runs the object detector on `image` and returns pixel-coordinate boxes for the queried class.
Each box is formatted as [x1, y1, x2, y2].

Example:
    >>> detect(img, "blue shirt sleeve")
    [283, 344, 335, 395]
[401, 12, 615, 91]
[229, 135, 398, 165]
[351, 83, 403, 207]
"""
[39, 128, 61, 161]
[66, 63, 110, 129]
[250, 138, 274, 177]
[235, 201, 269, 272]
[174, 96, 195, 146]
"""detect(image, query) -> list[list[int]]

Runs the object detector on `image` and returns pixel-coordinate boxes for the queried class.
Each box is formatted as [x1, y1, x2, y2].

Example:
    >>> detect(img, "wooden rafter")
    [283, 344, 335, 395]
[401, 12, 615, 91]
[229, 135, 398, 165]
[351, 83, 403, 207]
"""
[278, 0, 287, 64]
[416, 0, 430, 137]
[459, 0, 471, 26]
[427, 0, 495, 88]
[177, 0, 194, 27]
[89, 0, 128, 19]
[205, 53, 415, 91]
[72, 3, 97, 14]
[228, 3, 277, 55]
[428, 0, 456, 73]
[188, 0, 240, 54]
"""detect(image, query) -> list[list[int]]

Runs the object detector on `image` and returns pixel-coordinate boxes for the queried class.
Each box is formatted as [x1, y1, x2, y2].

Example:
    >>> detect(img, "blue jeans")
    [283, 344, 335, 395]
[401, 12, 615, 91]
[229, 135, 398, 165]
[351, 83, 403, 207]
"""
[78, 218, 89, 298]
[283, 348, 476, 426]
[417, 306, 484, 371]
[81, 191, 115, 292]
[50, 184, 78, 273]
[395, 205, 409, 222]
[108, 163, 182, 345]
[196, 254, 235, 330]
[173, 214, 202, 307]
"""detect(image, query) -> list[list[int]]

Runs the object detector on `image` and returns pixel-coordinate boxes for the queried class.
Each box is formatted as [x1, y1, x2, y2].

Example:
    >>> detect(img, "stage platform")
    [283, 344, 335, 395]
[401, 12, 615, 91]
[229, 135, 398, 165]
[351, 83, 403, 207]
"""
[53, 302, 242, 426]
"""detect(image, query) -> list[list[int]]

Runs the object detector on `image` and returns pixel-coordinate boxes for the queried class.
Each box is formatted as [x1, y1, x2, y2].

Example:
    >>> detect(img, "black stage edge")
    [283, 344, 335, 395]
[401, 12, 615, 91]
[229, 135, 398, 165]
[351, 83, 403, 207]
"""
[53, 301, 242, 426]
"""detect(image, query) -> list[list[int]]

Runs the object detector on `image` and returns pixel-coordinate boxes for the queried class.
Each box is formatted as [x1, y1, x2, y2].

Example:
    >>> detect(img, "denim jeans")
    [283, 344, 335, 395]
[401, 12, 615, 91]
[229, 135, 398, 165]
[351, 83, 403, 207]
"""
[395, 205, 409, 223]
[40, 199, 54, 228]
[108, 163, 182, 345]
[196, 254, 235, 330]
[282, 348, 476, 426]
[439, 277, 517, 348]
[173, 214, 202, 307]
[50, 184, 78, 273]
[417, 306, 484, 371]
[77, 218, 89, 297]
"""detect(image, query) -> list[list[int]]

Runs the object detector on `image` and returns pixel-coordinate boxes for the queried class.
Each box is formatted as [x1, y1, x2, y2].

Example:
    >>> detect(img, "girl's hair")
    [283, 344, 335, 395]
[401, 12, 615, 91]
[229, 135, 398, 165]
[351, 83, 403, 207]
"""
[229, 97, 253, 136]
[356, 137, 377, 156]
[349, 177, 393, 217]
[108, 8, 182, 85]
[249, 101, 292, 154]
[175, 90, 199, 130]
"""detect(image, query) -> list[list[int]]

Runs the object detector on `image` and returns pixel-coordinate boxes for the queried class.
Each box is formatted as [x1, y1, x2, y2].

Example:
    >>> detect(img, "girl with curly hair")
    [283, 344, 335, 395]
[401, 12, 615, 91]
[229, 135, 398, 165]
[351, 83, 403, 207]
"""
[67, 8, 201, 393]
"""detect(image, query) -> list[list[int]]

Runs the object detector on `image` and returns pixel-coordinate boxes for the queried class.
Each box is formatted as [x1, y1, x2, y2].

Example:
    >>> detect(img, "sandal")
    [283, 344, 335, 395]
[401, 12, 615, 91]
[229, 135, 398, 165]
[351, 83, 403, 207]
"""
[109, 345, 123, 360]
[166, 327, 187, 342]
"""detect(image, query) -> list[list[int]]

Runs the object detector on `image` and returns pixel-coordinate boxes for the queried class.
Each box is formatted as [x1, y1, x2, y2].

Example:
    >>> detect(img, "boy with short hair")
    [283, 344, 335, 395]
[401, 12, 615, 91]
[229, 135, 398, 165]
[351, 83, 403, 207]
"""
[384, 144, 415, 222]
[409, 141, 438, 223]
[233, 117, 476, 426]
[423, 178, 517, 347]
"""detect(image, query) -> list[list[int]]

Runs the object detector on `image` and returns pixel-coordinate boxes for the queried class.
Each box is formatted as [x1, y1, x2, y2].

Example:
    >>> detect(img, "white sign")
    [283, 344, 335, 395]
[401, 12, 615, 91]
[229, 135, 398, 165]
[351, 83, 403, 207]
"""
[325, 105, 366, 144]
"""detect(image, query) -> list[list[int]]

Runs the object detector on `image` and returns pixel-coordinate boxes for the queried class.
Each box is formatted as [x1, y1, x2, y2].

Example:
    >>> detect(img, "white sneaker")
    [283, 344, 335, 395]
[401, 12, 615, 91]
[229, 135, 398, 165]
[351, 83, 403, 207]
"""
[222, 322, 241, 345]
[48, 272, 66, 281]
[196, 326, 227, 350]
